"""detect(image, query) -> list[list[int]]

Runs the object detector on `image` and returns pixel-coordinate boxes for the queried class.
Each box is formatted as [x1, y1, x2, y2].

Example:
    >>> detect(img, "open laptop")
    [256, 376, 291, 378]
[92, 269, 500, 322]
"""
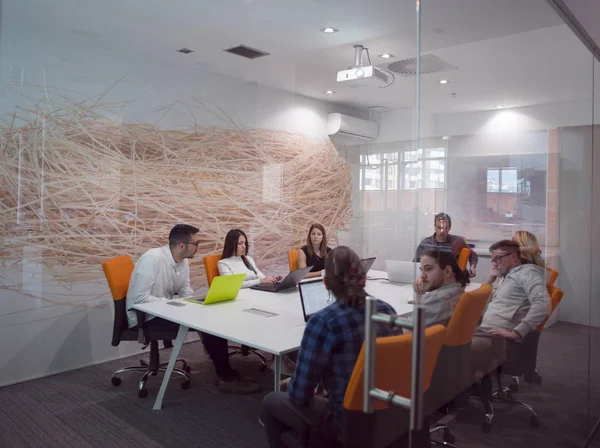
[184, 273, 245, 305]
[361, 256, 376, 274]
[386, 260, 420, 284]
[250, 266, 312, 293]
[299, 279, 334, 322]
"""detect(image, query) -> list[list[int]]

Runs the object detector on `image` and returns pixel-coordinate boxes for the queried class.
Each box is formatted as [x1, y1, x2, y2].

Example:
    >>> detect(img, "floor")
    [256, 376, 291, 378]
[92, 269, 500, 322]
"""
[0, 321, 598, 448]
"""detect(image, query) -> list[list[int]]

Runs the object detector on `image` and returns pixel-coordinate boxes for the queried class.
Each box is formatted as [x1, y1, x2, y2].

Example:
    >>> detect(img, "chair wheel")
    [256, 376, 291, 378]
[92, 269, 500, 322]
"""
[184, 365, 191, 374]
[140, 360, 148, 367]
[530, 416, 540, 428]
[181, 380, 191, 390]
[482, 422, 492, 433]
[138, 388, 148, 398]
[111, 377, 122, 387]
[509, 383, 519, 393]
[443, 430, 455, 444]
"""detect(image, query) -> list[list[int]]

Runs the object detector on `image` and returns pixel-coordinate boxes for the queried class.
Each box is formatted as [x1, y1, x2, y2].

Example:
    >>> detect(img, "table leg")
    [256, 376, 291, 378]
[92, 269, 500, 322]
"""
[273, 354, 281, 392]
[152, 324, 188, 411]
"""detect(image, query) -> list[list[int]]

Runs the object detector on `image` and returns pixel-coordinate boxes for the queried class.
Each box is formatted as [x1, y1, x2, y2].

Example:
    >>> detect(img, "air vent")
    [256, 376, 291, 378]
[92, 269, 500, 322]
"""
[224, 45, 270, 59]
[387, 54, 456, 77]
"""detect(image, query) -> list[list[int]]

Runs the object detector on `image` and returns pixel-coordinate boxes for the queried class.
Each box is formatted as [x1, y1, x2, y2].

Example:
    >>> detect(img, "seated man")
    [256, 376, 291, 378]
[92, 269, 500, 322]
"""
[471, 239, 551, 378]
[126, 223, 260, 394]
[261, 246, 401, 446]
[414, 212, 478, 278]
[408, 248, 470, 328]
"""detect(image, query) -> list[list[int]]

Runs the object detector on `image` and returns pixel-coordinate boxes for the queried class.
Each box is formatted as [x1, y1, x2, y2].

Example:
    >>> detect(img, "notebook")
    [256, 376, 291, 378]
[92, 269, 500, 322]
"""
[250, 266, 312, 293]
[184, 273, 245, 305]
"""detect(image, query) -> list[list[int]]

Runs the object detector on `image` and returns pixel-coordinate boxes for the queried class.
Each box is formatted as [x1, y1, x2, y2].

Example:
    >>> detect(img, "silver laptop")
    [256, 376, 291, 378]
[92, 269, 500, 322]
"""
[385, 260, 420, 283]
[299, 279, 334, 322]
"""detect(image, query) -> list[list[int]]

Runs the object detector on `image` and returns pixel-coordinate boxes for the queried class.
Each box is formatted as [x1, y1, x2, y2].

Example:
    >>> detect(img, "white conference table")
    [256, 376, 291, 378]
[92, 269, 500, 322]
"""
[133, 270, 480, 410]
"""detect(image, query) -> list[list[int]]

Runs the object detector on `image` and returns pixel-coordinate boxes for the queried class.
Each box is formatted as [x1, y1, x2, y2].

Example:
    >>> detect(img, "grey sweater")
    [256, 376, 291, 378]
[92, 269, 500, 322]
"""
[413, 282, 465, 328]
[480, 264, 551, 338]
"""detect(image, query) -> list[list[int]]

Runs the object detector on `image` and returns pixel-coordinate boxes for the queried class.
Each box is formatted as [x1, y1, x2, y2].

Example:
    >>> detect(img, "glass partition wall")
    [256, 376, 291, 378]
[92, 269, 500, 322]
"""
[0, 0, 598, 446]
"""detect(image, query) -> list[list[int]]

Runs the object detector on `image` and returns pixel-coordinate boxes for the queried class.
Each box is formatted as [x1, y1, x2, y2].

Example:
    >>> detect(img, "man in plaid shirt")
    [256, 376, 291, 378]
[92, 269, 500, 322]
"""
[262, 246, 401, 446]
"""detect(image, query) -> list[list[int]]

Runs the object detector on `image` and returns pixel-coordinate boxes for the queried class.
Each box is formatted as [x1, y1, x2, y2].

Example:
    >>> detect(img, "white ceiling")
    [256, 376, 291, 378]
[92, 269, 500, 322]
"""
[5, 0, 595, 114]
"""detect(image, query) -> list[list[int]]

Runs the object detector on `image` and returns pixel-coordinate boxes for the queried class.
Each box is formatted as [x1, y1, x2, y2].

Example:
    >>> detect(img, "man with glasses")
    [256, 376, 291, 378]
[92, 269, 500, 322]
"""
[471, 239, 551, 378]
[126, 224, 261, 394]
[414, 213, 478, 279]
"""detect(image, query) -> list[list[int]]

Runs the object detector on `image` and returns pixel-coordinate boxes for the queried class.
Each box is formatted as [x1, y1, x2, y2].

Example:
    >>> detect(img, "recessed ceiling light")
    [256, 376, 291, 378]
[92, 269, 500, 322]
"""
[442, 136, 450, 140]
[320, 27, 339, 34]
[495, 105, 504, 109]
[379, 53, 395, 59]
[177, 48, 193, 54]
[438, 79, 448, 84]
[324, 90, 335, 94]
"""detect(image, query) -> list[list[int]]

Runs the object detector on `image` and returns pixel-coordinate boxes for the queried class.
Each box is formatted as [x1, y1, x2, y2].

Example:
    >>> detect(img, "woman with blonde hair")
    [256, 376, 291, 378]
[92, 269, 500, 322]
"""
[513, 230, 545, 267]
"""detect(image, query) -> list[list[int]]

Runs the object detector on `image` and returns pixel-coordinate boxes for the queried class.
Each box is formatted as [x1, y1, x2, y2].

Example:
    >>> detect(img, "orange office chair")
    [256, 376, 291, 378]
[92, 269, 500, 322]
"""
[477, 285, 564, 432]
[203, 253, 269, 371]
[427, 284, 492, 445]
[102, 255, 190, 397]
[288, 249, 299, 271]
[341, 325, 447, 448]
[546, 268, 558, 288]
[203, 254, 222, 286]
[457, 248, 470, 271]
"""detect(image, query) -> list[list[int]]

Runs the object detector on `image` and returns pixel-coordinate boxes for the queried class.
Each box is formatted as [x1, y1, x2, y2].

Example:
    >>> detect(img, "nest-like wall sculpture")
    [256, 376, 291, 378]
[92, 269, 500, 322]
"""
[0, 96, 352, 302]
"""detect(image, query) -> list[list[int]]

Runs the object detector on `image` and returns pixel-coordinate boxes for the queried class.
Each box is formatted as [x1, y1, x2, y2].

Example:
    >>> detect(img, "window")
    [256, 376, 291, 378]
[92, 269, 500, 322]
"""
[487, 167, 519, 219]
[359, 152, 398, 191]
[401, 147, 446, 190]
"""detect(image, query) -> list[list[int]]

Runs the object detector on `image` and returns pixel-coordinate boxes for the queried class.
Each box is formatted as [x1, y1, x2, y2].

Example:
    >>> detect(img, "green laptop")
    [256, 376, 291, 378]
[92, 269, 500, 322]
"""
[184, 274, 246, 305]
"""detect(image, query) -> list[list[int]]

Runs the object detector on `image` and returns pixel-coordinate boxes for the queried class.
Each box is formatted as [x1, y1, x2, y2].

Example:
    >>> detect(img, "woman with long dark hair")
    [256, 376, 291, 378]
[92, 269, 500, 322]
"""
[218, 229, 280, 288]
[297, 223, 332, 279]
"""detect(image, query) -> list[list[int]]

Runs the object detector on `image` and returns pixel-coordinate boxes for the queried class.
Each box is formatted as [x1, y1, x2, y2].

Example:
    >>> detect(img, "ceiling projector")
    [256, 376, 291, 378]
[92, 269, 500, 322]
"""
[336, 44, 389, 87]
[336, 65, 389, 85]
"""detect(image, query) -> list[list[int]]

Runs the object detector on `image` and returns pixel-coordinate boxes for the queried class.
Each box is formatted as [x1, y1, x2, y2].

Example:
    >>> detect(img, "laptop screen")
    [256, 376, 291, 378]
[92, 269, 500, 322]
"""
[299, 280, 334, 322]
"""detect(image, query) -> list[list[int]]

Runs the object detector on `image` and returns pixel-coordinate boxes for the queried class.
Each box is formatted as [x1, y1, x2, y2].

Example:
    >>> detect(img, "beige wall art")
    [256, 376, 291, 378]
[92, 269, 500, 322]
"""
[0, 93, 352, 305]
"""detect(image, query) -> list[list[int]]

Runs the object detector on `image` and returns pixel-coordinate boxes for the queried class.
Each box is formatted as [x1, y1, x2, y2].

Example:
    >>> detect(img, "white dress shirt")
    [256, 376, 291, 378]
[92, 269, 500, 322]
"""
[217, 255, 265, 288]
[126, 245, 194, 328]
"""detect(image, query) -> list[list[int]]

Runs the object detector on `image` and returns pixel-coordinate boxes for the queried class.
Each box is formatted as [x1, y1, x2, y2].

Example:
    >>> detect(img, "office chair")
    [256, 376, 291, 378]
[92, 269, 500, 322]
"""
[203, 254, 269, 372]
[288, 249, 300, 271]
[456, 248, 470, 271]
[475, 286, 564, 433]
[511, 284, 563, 388]
[427, 284, 492, 447]
[277, 326, 446, 448]
[102, 255, 190, 398]
[546, 268, 558, 288]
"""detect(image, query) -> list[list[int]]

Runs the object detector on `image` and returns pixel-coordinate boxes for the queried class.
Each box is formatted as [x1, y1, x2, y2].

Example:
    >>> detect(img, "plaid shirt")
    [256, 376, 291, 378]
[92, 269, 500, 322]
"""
[288, 298, 399, 433]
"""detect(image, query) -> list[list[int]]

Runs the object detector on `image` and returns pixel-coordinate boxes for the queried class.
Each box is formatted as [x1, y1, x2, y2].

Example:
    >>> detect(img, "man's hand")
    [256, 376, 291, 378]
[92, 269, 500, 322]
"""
[469, 264, 477, 278]
[489, 328, 521, 341]
[414, 277, 426, 295]
[487, 266, 499, 285]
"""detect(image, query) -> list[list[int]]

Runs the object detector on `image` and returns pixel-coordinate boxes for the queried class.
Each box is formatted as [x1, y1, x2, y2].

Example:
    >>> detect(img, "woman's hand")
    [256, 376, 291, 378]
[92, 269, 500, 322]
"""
[260, 276, 278, 285]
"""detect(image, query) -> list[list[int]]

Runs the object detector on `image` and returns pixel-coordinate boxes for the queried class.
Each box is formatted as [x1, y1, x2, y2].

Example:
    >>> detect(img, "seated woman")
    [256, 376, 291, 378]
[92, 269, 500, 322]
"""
[261, 246, 401, 446]
[513, 230, 545, 267]
[297, 223, 332, 279]
[218, 229, 281, 288]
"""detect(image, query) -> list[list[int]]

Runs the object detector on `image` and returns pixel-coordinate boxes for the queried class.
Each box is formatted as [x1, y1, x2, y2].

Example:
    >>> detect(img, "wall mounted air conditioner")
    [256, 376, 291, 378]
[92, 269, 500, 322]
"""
[327, 113, 378, 142]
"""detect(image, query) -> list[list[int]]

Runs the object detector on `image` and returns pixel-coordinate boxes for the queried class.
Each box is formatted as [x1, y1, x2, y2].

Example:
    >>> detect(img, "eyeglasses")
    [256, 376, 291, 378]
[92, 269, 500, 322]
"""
[491, 253, 512, 264]
[182, 241, 200, 248]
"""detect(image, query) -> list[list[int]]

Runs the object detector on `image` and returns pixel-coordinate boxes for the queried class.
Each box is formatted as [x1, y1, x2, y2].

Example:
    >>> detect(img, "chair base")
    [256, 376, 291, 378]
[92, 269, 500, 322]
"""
[111, 358, 191, 398]
[228, 345, 270, 372]
[430, 424, 457, 447]
[470, 381, 539, 432]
